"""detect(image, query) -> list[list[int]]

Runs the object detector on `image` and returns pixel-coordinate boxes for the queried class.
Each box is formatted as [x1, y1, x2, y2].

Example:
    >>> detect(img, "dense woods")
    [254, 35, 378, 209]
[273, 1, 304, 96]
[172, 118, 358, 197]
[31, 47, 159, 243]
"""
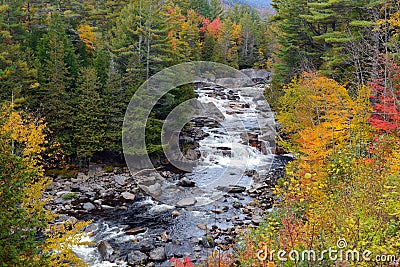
[0, 0, 270, 265]
[1, 0, 400, 266]
[0, 0, 270, 166]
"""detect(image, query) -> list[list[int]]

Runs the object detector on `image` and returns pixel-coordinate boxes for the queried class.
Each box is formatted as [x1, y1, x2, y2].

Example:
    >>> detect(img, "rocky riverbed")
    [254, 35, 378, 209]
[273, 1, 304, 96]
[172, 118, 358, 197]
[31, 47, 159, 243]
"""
[44, 157, 291, 266]
[44, 69, 293, 266]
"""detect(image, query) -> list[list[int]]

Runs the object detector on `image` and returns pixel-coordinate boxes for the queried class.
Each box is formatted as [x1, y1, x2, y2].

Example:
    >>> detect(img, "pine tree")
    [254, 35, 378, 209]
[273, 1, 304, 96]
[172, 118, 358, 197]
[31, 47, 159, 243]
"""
[189, 0, 210, 17]
[111, 0, 172, 87]
[202, 32, 216, 61]
[0, 2, 37, 107]
[31, 15, 78, 155]
[271, 0, 320, 84]
[209, 0, 223, 20]
[301, 0, 378, 82]
[102, 63, 127, 154]
[72, 67, 105, 164]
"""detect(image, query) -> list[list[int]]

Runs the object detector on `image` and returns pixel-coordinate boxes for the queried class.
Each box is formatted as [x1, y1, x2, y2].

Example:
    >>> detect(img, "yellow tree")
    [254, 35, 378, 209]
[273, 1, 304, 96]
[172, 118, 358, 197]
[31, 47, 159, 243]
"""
[0, 105, 89, 266]
[277, 73, 355, 163]
[78, 23, 98, 54]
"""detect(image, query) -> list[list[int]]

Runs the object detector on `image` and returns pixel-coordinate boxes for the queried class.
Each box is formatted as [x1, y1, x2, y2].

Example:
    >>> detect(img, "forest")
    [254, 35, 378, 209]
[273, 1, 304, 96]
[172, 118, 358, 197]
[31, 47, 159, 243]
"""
[0, 0, 399, 266]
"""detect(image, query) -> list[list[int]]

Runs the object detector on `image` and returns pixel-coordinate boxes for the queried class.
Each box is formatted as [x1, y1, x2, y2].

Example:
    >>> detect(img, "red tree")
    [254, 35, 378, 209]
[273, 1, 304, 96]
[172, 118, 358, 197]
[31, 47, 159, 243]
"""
[200, 17, 222, 37]
[369, 55, 400, 133]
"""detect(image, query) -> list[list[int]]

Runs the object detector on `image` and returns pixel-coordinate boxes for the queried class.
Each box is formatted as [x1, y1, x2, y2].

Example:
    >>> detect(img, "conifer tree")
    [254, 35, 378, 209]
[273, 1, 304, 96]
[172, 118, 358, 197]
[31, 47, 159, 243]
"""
[73, 67, 105, 164]
[32, 15, 77, 154]
[0, 2, 37, 107]
[102, 63, 127, 154]
[209, 0, 223, 20]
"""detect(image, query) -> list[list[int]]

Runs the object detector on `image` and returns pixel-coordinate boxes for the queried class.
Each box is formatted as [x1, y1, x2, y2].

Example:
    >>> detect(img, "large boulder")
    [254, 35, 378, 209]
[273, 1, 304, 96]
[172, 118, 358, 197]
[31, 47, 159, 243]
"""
[127, 250, 148, 265]
[176, 197, 197, 207]
[97, 240, 114, 261]
[216, 185, 246, 193]
[149, 247, 166, 261]
[240, 68, 271, 83]
[83, 202, 96, 211]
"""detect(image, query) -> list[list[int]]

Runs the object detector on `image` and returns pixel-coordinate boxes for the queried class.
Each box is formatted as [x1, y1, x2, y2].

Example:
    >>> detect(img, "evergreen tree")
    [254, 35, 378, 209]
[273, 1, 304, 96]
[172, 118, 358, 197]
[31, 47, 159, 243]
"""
[102, 62, 127, 154]
[32, 15, 78, 154]
[301, 0, 378, 82]
[73, 67, 105, 164]
[189, 0, 210, 17]
[202, 32, 216, 61]
[0, 2, 37, 107]
[271, 0, 319, 84]
[111, 0, 172, 87]
[209, 0, 223, 20]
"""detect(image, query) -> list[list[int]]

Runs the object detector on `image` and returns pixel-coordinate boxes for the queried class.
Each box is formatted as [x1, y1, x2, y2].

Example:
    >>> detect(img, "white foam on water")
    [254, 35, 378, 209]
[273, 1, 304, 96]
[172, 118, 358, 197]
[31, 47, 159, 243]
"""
[74, 83, 275, 266]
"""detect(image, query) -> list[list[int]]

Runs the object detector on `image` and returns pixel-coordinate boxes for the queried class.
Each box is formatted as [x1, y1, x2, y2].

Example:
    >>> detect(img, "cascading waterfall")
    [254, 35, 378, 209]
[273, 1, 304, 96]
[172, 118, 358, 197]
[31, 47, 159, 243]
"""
[73, 76, 277, 267]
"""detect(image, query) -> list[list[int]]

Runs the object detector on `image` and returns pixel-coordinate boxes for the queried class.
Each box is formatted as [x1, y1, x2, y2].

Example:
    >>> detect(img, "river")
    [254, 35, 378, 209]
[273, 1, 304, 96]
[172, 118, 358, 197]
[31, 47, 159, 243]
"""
[69, 70, 289, 266]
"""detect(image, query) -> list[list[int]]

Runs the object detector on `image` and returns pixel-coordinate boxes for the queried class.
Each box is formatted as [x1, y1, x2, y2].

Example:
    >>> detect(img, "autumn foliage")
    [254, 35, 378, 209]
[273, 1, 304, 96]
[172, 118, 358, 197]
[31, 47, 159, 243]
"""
[369, 56, 400, 133]
[200, 17, 223, 37]
[0, 105, 90, 266]
[235, 71, 400, 266]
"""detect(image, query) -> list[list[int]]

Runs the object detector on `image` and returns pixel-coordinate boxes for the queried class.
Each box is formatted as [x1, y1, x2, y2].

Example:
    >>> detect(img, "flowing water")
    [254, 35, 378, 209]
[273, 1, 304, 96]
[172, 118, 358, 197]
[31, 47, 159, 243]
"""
[73, 78, 279, 266]
[187, 83, 276, 190]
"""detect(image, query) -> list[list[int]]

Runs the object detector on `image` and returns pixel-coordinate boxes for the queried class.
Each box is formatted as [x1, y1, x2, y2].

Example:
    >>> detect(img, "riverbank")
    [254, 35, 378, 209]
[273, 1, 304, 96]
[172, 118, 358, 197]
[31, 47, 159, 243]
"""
[43, 72, 294, 266]
[44, 155, 291, 266]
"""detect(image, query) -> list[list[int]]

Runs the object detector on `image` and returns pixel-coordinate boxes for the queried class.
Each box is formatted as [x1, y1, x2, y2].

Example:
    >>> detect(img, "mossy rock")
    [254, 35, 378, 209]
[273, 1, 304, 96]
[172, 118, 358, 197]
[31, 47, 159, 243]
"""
[46, 166, 77, 179]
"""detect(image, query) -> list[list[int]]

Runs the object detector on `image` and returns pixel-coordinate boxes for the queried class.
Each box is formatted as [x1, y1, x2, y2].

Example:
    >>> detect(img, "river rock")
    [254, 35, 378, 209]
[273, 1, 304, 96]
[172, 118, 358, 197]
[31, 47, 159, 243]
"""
[252, 216, 263, 225]
[176, 197, 197, 207]
[83, 202, 96, 211]
[127, 250, 148, 265]
[211, 209, 224, 214]
[148, 183, 162, 196]
[97, 240, 114, 261]
[184, 148, 199, 161]
[160, 232, 171, 242]
[135, 239, 155, 252]
[177, 177, 195, 187]
[121, 192, 135, 200]
[114, 175, 127, 186]
[172, 210, 181, 217]
[197, 224, 208, 230]
[126, 227, 147, 235]
[67, 216, 78, 225]
[233, 201, 243, 208]
[55, 197, 68, 204]
[76, 172, 89, 180]
[245, 169, 257, 177]
[216, 185, 246, 193]
[149, 247, 166, 261]
[240, 68, 271, 83]
[85, 224, 98, 233]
